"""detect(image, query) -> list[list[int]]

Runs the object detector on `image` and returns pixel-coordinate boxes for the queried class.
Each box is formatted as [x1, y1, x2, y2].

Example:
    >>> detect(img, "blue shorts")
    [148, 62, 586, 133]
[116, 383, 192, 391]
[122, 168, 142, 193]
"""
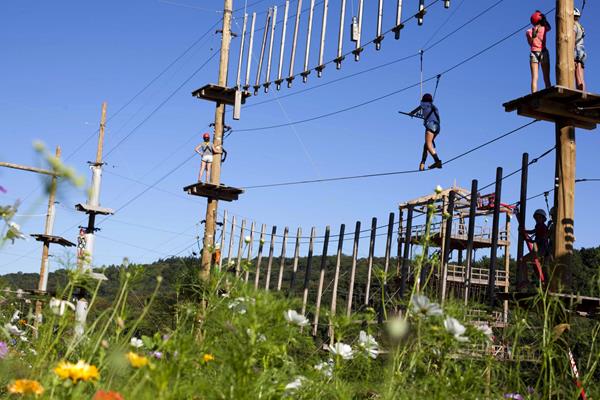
[425, 120, 440, 135]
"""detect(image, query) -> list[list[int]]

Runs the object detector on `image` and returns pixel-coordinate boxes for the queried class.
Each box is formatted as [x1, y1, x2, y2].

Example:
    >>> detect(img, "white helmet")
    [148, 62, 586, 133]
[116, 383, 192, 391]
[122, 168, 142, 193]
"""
[574, 7, 581, 17]
[533, 209, 547, 219]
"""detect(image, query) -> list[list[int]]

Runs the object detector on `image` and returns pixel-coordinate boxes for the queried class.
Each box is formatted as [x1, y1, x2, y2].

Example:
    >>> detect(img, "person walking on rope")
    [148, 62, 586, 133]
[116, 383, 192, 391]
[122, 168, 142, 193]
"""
[574, 7, 587, 91]
[527, 10, 552, 93]
[195, 132, 214, 183]
[409, 93, 442, 170]
[519, 208, 550, 290]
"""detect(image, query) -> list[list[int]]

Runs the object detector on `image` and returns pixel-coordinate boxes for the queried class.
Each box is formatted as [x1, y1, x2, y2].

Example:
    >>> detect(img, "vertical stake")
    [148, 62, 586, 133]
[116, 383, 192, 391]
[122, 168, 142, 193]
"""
[516, 153, 529, 289]
[488, 167, 503, 306]
[276, 227, 289, 290]
[312, 225, 330, 336]
[400, 206, 413, 298]
[346, 221, 360, 316]
[464, 179, 478, 305]
[364, 217, 377, 306]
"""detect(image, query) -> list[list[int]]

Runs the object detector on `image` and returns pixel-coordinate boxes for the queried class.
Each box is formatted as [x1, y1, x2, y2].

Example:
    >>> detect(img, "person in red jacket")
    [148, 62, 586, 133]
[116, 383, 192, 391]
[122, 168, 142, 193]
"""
[527, 10, 552, 93]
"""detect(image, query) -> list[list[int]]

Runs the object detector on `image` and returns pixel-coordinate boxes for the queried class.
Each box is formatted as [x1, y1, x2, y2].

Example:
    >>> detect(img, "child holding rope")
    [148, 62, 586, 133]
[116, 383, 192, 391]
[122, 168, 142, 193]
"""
[527, 10, 552, 93]
[409, 93, 442, 170]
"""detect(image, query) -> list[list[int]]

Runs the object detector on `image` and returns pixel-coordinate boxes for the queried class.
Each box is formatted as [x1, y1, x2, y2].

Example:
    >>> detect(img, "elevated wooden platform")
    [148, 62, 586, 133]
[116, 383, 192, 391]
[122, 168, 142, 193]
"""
[405, 222, 509, 250]
[183, 182, 244, 202]
[498, 292, 600, 316]
[30, 234, 75, 247]
[503, 86, 600, 130]
[191, 84, 250, 106]
[75, 203, 114, 215]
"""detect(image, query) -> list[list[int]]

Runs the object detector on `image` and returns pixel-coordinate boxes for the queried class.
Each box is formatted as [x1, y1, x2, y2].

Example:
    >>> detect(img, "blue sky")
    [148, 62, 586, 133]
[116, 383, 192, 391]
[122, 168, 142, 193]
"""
[1, 0, 598, 274]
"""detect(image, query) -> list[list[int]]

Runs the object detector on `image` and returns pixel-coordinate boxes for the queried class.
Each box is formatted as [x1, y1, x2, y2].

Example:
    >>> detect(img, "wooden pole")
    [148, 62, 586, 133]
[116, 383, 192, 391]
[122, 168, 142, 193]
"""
[383, 212, 395, 276]
[219, 210, 227, 269]
[346, 221, 360, 316]
[312, 225, 330, 336]
[396, 208, 403, 275]
[503, 214, 511, 324]
[289, 227, 302, 292]
[516, 153, 529, 289]
[276, 227, 289, 291]
[464, 179, 478, 305]
[487, 167, 503, 306]
[236, 219, 246, 277]
[265, 226, 277, 290]
[253, 224, 265, 289]
[400, 206, 413, 297]
[200, 0, 234, 281]
[0, 162, 56, 176]
[440, 191, 455, 305]
[329, 224, 345, 338]
[301, 227, 316, 315]
[364, 217, 377, 306]
[552, 0, 576, 291]
[247, 221, 256, 281]
[226, 215, 236, 269]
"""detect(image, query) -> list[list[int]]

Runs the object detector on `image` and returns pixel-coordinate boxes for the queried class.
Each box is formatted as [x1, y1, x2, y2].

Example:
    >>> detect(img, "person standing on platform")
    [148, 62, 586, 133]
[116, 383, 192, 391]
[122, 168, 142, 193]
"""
[574, 7, 587, 91]
[195, 132, 214, 183]
[527, 10, 552, 93]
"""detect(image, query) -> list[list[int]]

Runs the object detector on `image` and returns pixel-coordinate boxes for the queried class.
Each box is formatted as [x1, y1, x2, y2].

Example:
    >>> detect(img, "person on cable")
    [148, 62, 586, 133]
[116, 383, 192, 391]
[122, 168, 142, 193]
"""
[409, 93, 442, 170]
[195, 132, 214, 183]
[527, 10, 552, 93]
[574, 7, 587, 91]
[519, 208, 550, 289]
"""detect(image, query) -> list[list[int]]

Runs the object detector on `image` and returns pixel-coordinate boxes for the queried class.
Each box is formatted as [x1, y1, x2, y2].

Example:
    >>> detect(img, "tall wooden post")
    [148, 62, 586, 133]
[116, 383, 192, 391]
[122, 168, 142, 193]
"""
[464, 179, 478, 305]
[487, 167, 503, 306]
[200, 0, 234, 281]
[552, 0, 576, 291]
[516, 153, 529, 288]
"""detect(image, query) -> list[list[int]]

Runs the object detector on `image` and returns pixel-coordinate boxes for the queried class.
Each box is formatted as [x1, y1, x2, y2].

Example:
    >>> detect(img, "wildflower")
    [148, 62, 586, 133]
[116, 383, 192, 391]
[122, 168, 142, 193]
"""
[357, 330, 379, 359]
[246, 328, 266, 342]
[93, 390, 125, 400]
[259, 238, 265, 245]
[284, 310, 309, 327]
[476, 323, 493, 340]
[101, 340, 109, 349]
[328, 342, 354, 360]
[504, 394, 524, 400]
[444, 317, 469, 342]
[151, 351, 163, 360]
[284, 376, 306, 392]
[130, 337, 144, 348]
[11, 310, 20, 322]
[7, 379, 44, 396]
[126, 351, 149, 368]
[6, 222, 26, 243]
[411, 295, 443, 317]
[386, 316, 409, 340]
[228, 297, 254, 314]
[0, 341, 9, 359]
[202, 353, 215, 362]
[116, 317, 125, 329]
[435, 185, 443, 194]
[5, 323, 23, 336]
[314, 359, 334, 378]
[244, 235, 251, 244]
[54, 360, 100, 383]
[49, 298, 76, 316]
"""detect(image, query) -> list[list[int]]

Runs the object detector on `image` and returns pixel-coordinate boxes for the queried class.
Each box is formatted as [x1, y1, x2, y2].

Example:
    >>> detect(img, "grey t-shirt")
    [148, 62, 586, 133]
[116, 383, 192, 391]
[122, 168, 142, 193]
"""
[198, 142, 214, 156]
[575, 22, 585, 49]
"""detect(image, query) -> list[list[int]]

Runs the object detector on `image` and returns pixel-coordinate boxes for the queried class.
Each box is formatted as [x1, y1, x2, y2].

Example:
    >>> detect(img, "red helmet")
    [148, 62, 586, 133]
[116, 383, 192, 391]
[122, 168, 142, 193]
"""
[530, 10, 543, 25]
[421, 93, 433, 103]
[202, 132, 210, 140]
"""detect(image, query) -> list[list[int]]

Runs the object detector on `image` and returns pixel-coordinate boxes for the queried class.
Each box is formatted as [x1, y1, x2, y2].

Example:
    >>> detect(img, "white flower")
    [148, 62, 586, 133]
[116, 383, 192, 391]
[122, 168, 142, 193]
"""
[6, 222, 26, 243]
[435, 185, 443, 194]
[4, 323, 23, 336]
[314, 358, 334, 377]
[476, 323, 493, 340]
[284, 376, 306, 392]
[10, 310, 20, 323]
[246, 328, 266, 342]
[49, 298, 75, 316]
[228, 297, 254, 314]
[411, 295, 443, 317]
[358, 330, 379, 359]
[130, 337, 144, 348]
[328, 342, 354, 360]
[444, 316, 469, 342]
[284, 310, 309, 327]
[244, 235, 251, 244]
[386, 316, 409, 340]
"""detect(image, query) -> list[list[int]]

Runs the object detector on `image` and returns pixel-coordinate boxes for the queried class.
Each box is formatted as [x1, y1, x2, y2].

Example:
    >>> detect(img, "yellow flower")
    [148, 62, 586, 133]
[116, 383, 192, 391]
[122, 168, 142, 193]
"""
[7, 379, 44, 396]
[126, 351, 149, 368]
[202, 353, 215, 362]
[54, 360, 99, 383]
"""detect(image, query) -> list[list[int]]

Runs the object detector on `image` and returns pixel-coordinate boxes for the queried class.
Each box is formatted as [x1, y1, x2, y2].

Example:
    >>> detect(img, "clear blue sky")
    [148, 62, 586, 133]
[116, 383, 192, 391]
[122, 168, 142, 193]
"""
[1, 0, 598, 274]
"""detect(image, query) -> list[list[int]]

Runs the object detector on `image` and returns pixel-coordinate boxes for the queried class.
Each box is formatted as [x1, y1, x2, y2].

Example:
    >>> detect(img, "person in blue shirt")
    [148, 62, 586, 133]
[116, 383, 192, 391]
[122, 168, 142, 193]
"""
[409, 93, 442, 170]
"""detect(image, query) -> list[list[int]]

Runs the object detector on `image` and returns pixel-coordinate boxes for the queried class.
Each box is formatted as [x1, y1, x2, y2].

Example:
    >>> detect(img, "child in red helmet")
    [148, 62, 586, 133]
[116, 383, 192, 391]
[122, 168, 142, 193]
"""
[195, 132, 214, 183]
[527, 10, 552, 93]
[409, 93, 442, 170]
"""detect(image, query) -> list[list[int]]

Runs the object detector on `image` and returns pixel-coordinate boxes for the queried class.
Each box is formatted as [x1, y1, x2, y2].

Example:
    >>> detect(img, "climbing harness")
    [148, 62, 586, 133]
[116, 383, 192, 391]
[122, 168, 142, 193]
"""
[398, 73, 442, 119]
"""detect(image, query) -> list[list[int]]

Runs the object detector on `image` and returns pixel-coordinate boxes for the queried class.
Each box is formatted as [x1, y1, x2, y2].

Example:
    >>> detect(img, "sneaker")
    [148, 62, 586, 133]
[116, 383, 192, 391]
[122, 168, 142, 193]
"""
[428, 160, 443, 169]
[419, 163, 425, 171]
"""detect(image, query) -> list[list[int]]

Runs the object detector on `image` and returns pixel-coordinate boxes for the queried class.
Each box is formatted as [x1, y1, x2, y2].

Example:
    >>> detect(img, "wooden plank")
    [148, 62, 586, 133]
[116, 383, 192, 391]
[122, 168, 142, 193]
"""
[236, 219, 246, 277]
[191, 84, 250, 106]
[301, 227, 316, 316]
[253, 224, 266, 289]
[346, 221, 360, 316]
[246, 221, 256, 283]
[312, 226, 330, 336]
[289, 227, 302, 293]
[264, 226, 277, 290]
[30, 234, 75, 247]
[364, 218, 377, 306]
[396, 208, 403, 275]
[329, 223, 345, 340]
[383, 212, 395, 275]
[219, 210, 227, 269]
[226, 215, 236, 270]
[276, 227, 289, 291]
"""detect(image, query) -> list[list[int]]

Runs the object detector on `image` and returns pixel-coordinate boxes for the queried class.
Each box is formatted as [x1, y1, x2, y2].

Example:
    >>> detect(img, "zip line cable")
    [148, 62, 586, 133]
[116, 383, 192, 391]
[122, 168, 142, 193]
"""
[243, 120, 538, 189]
[234, 9, 551, 133]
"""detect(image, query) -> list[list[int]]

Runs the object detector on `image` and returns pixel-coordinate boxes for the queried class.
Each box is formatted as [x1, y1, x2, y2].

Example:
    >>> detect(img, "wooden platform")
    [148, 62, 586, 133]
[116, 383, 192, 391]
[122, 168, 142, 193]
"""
[75, 203, 114, 215]
[30, 234, 75, 247]
[183, 182, 244, 202]
[503, 86, 600, 130]
[498, 291, 600, 316]
[191, 84, 250, 106]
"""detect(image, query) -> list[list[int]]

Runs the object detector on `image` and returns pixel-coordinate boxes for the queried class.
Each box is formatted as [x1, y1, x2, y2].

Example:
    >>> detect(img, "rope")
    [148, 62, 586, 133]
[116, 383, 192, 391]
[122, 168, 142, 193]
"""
[419, 49, 424, 99]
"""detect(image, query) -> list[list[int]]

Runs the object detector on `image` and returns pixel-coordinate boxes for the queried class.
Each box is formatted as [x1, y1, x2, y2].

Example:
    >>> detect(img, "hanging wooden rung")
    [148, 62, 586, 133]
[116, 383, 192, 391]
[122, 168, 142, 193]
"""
[503, 85, 600, 130]
[183, 182, 244, 202]
[30, 234, 76, 247]
[191, 84, 250, 106]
